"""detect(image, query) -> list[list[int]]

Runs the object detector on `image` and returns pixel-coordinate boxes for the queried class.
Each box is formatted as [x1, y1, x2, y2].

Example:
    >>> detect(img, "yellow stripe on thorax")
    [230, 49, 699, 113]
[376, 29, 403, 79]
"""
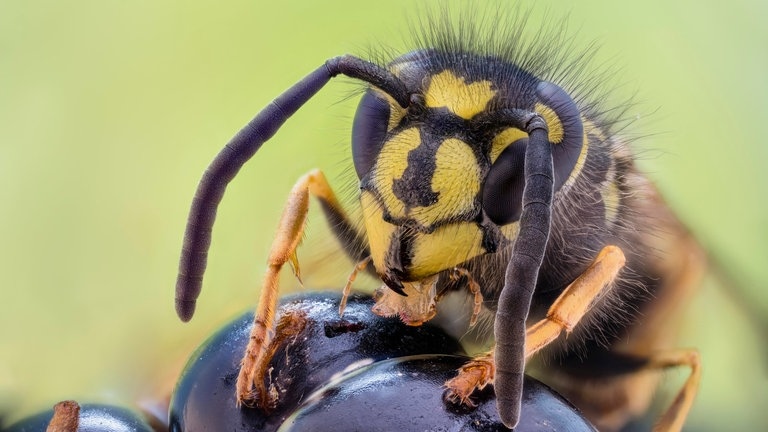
[601, 180, 620, 225]
[584, 118, 607, 141]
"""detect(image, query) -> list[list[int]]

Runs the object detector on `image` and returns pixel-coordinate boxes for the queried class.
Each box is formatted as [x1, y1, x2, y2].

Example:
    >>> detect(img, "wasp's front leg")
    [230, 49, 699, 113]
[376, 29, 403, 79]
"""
[236, 169, 363, 408]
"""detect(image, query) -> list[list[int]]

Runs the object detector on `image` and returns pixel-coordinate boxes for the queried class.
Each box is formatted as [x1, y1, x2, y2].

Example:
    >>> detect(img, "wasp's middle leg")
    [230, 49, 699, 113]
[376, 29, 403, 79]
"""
[445, 245, 626, 405]
[548, 229, 706, 432]
[236, 169, 366, 407]
[524, 245, 626, 357]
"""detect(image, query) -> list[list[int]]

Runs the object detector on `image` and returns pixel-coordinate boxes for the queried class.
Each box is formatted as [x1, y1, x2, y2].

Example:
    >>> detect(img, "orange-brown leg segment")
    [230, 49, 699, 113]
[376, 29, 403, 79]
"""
[248, 309, 309, 411]
[451, 267, 484, 327]
[236, 169, 357, 407]
[445, 245, 626, 408]
[525, 245, 626, 357]
[46, 400, 80, 432]
[546, 228, 706, 431]
[339, 256, 371, 316]
[649, 348, 701, 432]
[444, 351, 495, 407]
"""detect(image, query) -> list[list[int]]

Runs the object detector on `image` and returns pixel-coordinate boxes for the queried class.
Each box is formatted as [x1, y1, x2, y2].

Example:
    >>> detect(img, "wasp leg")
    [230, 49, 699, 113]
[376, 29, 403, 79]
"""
[546, 205, 706, 431]
[546, 346, 700, 432]
[339, 256, 372, 316]
[175, 56, 406, 323]
[47, 401, 80, 432]
[451, 267, 484, 327]
[525, 245, 626, 357]
[647, 348, 701, 432]
[236, 169, 362, 407]
[445, 245, 626, 408]
[444, 351, 495, 407]
[249, 309, 309, 410]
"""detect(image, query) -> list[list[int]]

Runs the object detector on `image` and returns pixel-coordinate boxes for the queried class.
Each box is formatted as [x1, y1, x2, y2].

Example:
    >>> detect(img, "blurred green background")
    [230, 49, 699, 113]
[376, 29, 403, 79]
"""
[1, 0, 766, 429]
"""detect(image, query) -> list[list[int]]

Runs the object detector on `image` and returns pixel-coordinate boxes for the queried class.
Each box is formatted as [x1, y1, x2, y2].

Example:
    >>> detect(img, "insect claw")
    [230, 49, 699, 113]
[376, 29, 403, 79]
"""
[288, 252, 303, 286]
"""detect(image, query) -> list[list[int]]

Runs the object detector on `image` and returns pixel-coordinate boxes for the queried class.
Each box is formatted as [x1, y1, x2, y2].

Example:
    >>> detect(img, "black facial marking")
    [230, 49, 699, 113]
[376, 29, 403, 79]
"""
[392, 131, 439, 209]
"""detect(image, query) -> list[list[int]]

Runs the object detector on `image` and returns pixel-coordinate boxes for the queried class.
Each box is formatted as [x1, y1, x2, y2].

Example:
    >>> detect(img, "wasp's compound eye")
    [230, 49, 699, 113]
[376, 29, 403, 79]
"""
[352, 90, 392, 179]
[483, 138, 527, 225]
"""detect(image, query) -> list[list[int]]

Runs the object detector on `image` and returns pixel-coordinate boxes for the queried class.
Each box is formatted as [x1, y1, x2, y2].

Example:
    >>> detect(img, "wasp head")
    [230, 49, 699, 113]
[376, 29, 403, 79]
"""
[351, 50, 531, 295]
[350, 49, 585, 298]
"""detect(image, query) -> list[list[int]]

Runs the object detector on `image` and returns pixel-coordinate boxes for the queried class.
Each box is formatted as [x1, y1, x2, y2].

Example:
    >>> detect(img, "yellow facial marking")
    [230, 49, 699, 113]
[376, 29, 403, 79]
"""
[371, 131, 481, 229]
[490, 127, 527, 163]
[406, 138, 481, 226]
[388, 58, 412, 79]
[424, 70, 496, 120]
[370, 128, 421, 219]
[372, 88, 406, 132]
[360, 191, 397, 273]
[408, 222, 485, 279]
[534, 102, 564, 144]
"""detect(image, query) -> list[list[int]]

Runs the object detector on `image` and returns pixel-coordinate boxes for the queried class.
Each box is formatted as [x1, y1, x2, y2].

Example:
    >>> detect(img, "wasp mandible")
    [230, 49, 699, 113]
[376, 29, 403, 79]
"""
[174, 9, 704, 431]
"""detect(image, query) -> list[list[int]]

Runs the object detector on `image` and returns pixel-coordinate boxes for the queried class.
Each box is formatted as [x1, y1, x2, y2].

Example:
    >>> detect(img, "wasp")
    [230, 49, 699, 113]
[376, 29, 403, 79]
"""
[173, 7, 704, 431]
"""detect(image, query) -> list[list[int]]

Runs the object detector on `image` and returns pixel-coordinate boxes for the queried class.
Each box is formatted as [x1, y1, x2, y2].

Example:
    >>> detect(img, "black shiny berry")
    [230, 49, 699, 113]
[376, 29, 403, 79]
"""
[280, 355, 597, 432]
[6, 402, 155, 432]
[169, 292, 464, 432]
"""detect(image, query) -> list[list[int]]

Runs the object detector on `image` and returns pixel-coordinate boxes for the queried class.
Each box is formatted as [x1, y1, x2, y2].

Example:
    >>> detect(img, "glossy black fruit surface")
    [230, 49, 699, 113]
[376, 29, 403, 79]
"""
[279, 355, 596, 432]
[169, 292, 464, 432]
[6, 403, 155, 432]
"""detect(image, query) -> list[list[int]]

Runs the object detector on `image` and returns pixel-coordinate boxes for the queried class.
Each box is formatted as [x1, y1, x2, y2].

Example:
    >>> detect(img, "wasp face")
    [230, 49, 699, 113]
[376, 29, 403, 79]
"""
[351, 50, 587, 296]
[352, 52, 517, 293]
[357, 120, 507, 293]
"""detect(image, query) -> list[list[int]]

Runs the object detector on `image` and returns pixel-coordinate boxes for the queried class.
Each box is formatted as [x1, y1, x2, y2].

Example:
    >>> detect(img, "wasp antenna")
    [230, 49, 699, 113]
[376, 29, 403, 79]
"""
[493, 116, 553, 428]
[327, 55, 410, 107]
[175, 56, 408, 322]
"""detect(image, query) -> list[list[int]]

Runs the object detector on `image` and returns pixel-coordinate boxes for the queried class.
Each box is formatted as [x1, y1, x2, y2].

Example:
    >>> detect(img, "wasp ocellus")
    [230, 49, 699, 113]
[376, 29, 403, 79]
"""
[174, 7, 704, 431]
